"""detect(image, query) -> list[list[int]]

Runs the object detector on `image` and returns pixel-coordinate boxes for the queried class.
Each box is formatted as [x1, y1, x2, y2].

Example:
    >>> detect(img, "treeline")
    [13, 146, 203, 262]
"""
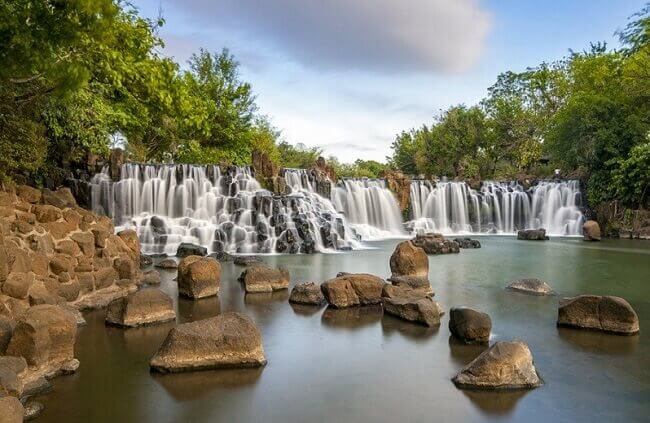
[388, 6, 650, 209]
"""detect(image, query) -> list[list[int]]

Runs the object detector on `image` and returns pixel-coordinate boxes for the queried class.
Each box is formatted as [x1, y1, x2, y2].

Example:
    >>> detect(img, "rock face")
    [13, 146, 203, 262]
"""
[6, 305, 78, 378]
[381, 170, 411, 216]
[412, 233, 460, 255]
[452, 341, 543, 390]
[0, 396, 24, 423]
[449, 307, 492, 344]
[150, 312, 266, 373]
[382, 286, 443, 327]
[506, 278, 553, 295]
[105, 289, 176, 327]
[454, 238, 481, 249]
[289, 282, 325, 305]
[582, 220, 601, 241]
[557, 295, 639, 335]
[238, 264, 289, 293]
[177, 256, 221, 299]
[517, 229, 548, 240]
[390, 240, 428, 278]
[176, 242, 208, 257]
[320, 273, 385, 308]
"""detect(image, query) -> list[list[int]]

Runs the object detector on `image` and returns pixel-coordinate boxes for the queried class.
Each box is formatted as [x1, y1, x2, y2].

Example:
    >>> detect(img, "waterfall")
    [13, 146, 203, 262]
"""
[409, 180, 584, 236]
[331, 178, 405, 240]
[90, 164, 364, 255]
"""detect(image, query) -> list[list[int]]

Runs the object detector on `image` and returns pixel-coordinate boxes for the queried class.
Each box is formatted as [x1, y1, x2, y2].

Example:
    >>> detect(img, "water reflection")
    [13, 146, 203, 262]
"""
[381, 314, 439, 341]
[152, 367, 263, 400]
[448, 336, 488, 366]
[177, 296, 220, 323]
[115, 321, 176, 356]
[461, 389, 529, 416]
[557, 327, 639, 355]
[290, 303, 324, 317]
[320, 305, 383, 330]
[244, 290, 289, 306]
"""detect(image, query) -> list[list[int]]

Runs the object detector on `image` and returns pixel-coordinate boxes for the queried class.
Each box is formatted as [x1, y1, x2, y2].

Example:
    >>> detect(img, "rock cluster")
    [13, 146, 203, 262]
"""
[412, 233, 460, 255]
[238, 263, 289, 293]
[557, 295, 639, 335]
[517, 229, 548, 240]
[320, 273, 385, 308]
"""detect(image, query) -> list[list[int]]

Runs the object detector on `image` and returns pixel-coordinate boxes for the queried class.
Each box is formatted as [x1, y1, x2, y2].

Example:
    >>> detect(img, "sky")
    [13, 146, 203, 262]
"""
[132, 0, 647, 163]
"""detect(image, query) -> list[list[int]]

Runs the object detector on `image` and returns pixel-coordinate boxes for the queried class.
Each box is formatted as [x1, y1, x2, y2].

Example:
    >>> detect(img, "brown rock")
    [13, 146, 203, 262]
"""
[0, 316, 14, 354]
[412, 233, 460, 255]
[91, 227, 110, 248]
[28, 282, 59, 306]
[71, 232, 95, 257]
[150, 312, 266, 373]
[56, 240, 81, 256]
[582, 220, 601, 241]
[140, 269, 161, 285]
[289, 282, 325, 305]
[94, 267, 117, 289]
[2, 273, 34, 299]
[117, 229, 140, 263]
[0, 191, 17, 207]
[42, 221, 76, 240]
[41, 188, 76, 208]
[449, 307, 492, 344]
[114, 257, 138, 281]
[33, 205, 62, 223]
[320, 273, 385, 308]
[387, 275, 433, 297]
[382, 289, 443, 327]
[57, 280, 81, 302]
[76, 272, 95, 294]
[16, 186, 41, 204]
[0, 235, 8, 282]
[155, 258, 178, 269]
[390, 240, 428, 278]
[382, 170, 411, 214]
[49, 254, 75, 275]
[517, 229, 548, 241]
[178, 256, 220, 298]
[0, 396, 24, 423]
[106, 288, 176, 328]
[238, 263, 289, 293]
[6, 241, 31, 273]
[557, 295, 639, 335]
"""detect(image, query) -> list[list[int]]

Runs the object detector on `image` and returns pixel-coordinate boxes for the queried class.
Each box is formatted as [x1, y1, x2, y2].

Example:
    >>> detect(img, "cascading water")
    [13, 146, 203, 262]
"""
[331, 178, 405, 239]
[409, 180, 585, 236]
[90, 164, 363, 255]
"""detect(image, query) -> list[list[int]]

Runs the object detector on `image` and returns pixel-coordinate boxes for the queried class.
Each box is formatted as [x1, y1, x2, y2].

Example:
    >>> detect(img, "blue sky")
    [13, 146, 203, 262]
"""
[133, 0, 646, 163]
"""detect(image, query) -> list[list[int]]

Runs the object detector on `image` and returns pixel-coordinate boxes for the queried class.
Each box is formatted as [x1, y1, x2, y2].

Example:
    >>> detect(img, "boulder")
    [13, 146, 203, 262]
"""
[177, 256, 220, 299]
[140, 269, 161, 285]
[41, 188, 76, 208]
[106, 289, 176, 328]
[320, 273, 385, 308]
[238, 264, 289, 293]
[583, 220, 601, 241]
[452, 340, 543, 390]
[6, 305, 78, 378]
[70, 231, 95, 257]
[33, 205, 62, 224]
[387, 275, 434, 298]
[2, 272, 34, 299]
[557, 295, 639, 335]
[506, 278, 553, 295]
[150, 312, 266, 373]
[0, 356, 49, 399]
[233, 255, 262, 266]
[155, 259, 178, 270]
[453, 238, 481, 249]
[16, 185, 41, 204]
[176, 242, 208, 258]
[382, 287, 443, 327]
[289, 282, 325, 305]
[412, 233, 460, 255]
[389, 240, 428, 278]
[0, 396, 23, 423]
[117, 229, 140, 263]
[449, 307, 492, 344]
[94, 267, 117, 289]
[517, 229, 548, 240]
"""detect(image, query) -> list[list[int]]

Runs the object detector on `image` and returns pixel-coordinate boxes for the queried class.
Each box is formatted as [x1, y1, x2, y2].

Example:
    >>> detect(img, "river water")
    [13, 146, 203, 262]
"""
[35, 237, 650, 422]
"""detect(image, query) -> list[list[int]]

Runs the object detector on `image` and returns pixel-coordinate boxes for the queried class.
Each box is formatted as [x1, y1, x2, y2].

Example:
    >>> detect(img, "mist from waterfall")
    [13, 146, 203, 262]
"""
[409, 180, 585, 236]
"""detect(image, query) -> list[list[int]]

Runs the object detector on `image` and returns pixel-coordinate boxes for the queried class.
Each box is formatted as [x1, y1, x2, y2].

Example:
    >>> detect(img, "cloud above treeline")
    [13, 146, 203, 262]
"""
[176, 0, 492, 73]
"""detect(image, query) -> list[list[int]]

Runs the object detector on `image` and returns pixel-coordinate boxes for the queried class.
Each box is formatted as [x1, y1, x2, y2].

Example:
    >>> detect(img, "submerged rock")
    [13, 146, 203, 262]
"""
[557, 295, 639, 335]
[289, 282, 325, 305]
[177, 256, 221, 299]
[453, 238, 481, 249]
[449, 307, 492, 344]
[389, 240, 428, 278]
[106, 289, 176, 328]
[412, 233, 460, 255]
[176, 242, 208, 257]
[382, 286, 443, 327]
[517, 229, 548, 240]
[452, 340, 543, 390]
[320, 273, 385, 308]
[582, 220, 601, 241]
[506, 278, 553, 295]
[150, 312, 266, 373]
[155, 259, 178, 270]
[238, 264, 289, 293]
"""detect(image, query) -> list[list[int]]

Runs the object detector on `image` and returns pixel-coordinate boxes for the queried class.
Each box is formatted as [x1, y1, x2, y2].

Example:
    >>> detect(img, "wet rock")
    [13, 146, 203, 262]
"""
[557, 295, 639, 335]
[176, 242, 208, 258]
[150, 312, 267, 373]
[140, 254, 153, 268]
[382, 287, 443, 327]
[233, 255, 262, 266]
[289, 282, 325, 305]
[320, 273, 385, 308]
[238, 264, 289, 293]
[582, 220, 601, 241]
[506, 278, 553, 295]
[0, 396, 23, 423]
[453, 238, 481, 249]
[177, 256, 221, 299]
[117, 229, 140, 262]
[449, 307, 492, 344]
[208, 251, 234, 262]
[390, 240, 428, 278]
[155, 258, 178, 269]
[106, 288, 176, 328]
[452, 340, 543, 390]
[141, 269, 161, 285]
[6, 305, 78, 378]
[23, 400, 45, 421]
[517, 229, 548, 240]
[412, 233, 460, 255]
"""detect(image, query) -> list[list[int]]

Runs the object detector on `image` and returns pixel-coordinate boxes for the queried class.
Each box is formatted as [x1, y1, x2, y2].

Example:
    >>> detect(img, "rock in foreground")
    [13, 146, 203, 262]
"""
[177, 256, 221, 299]
[289, 282, 325, 305]
[582, 220, 601, 241]
[517, 229, 548, 240]
[506, 278, 553, 295]
[106, 289, 176, 328]
[389, 240, 428, 278]
[238, 264, 289, 293]
[557, 295, 639, 335]
[452, 340, 543, 390]
[320, 273, 385, 308]
[382, 287, 443, 327]
[150, 312, 266, 373]
[449, 307, 491, 344]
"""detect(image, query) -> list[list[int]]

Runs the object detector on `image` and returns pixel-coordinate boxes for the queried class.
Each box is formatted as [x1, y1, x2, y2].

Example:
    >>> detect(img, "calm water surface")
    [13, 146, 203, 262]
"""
[36, 237, 650, 422]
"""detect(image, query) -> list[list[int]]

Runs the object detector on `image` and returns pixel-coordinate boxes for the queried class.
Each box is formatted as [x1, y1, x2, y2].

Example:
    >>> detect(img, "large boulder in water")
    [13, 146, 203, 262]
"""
[177, 256, 220, 299]
[506, 278, 553, 295]
[557, 295, 639, 335]
[412, 233, 460, 255]
[6, 305, 78, 378]
[150, 312, 267, 373]
[238, 264, 289, 293]
[517, 229, 548, 240]
[320, 273, 385, 308]
[449, 307, 492, 344]
[289, 282, 325, 305]
[452, 340, 543, 390]
[176, 242, 208, 257]
[582, 220, 601, 241]
[389, 240, 428, 278]
[105, 289, 176, 327]
[387, 275, 434, 298]
[382, 286, 443, 327]
[0, 396, 24, 423]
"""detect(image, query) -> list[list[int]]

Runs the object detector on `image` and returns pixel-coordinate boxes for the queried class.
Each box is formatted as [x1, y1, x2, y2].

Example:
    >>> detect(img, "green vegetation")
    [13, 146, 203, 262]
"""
[388, 6, 650, 209]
